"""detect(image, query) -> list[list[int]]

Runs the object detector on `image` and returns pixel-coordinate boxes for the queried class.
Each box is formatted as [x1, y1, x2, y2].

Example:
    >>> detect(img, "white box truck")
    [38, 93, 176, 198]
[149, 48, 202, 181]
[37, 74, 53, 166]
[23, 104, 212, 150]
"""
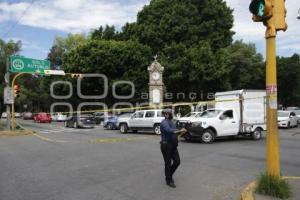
[185, 90, 266, 143]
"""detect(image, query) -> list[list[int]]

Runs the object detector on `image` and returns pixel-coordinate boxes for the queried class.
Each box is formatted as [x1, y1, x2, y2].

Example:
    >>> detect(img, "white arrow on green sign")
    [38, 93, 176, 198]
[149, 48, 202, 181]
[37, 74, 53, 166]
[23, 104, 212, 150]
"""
[9, 55, 50, 74]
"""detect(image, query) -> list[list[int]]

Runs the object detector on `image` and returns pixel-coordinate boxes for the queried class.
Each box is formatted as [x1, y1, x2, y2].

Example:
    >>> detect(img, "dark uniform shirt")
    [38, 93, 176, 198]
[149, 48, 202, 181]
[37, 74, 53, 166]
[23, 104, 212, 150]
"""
[160, 119, 178, 144]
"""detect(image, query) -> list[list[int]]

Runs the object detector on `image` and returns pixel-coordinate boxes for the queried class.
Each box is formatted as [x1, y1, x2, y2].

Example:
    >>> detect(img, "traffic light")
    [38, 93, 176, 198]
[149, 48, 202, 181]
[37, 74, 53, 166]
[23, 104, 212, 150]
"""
[14, 85, 20, 98]
[249, 0, 272, 22]
[71, 74, 83, 78]
[249, 0, 287, 32]
[272, 0, 287, 31]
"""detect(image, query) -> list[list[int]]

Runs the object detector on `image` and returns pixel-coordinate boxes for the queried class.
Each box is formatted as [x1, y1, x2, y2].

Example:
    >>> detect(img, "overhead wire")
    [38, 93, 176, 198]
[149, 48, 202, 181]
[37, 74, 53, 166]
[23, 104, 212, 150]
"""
[1, 0, 38, 38]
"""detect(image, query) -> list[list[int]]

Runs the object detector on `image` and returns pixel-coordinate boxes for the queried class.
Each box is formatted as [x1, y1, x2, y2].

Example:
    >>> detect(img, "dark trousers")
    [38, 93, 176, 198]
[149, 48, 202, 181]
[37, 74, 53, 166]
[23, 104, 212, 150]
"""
[160, 142, 181, 182]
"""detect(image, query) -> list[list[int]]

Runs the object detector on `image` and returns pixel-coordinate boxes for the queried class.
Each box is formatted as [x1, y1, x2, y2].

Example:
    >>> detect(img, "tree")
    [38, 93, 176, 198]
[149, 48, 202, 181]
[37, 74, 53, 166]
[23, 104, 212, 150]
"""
[47, 33, 88, 69]
[277, 54, 300, 106]
[121, 0, 234, 53]
[223, 40, 265, 90]
[0, 39, 21, 118]
[91, 25, 119, 40]
[63, 40, 152, 106]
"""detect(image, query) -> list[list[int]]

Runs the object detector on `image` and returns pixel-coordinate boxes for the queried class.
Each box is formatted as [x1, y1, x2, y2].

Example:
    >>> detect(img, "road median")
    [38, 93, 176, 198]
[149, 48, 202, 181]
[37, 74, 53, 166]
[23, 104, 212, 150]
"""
[0, 130, 32, 137]
[241, 176, 300, 200]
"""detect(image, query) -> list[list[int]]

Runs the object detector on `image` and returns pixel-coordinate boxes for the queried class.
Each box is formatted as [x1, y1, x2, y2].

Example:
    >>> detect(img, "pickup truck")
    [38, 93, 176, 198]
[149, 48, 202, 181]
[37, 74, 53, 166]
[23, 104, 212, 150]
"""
[185, 90, 266, 143]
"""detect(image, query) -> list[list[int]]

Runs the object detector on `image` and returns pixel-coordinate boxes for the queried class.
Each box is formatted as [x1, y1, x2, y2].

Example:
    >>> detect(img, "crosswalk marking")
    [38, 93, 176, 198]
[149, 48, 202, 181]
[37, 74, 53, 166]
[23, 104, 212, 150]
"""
[39, 127, 100, 134]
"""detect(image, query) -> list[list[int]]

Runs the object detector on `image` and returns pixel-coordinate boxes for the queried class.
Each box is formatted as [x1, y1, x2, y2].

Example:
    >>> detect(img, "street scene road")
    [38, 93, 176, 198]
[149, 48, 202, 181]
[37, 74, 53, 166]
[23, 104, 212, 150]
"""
[0, 120, 299, 200]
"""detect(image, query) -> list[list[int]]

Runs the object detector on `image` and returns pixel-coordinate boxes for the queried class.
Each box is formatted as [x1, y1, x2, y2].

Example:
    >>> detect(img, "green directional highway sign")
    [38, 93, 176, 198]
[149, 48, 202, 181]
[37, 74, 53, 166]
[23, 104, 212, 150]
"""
[9, 55, 50, 74]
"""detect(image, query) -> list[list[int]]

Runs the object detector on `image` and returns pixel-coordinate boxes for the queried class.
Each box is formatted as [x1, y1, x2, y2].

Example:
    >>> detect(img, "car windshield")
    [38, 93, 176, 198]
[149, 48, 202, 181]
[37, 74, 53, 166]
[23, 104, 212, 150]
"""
[184, 112, 198, 117]
[199, 110, 222, 118]
[195, 113, 203, 118]
[278, 111, 289, 117]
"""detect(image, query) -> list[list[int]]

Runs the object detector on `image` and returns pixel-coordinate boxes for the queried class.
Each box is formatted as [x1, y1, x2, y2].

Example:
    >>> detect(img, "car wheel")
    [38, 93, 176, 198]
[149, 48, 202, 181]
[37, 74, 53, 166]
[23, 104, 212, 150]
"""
[154, 124, 161, 135]
[201, 129, 215, 143]
[184, 136, 191, 142]
[251, 128, 262, 140]
[64, 121, 69, 128]
[107, 123, 113, 130]
[120, 124, 128, 134]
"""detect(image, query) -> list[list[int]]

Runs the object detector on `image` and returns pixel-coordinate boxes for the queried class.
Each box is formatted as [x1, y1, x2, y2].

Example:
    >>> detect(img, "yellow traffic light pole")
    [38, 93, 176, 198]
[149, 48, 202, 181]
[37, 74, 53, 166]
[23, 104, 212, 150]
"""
[265, 25, 280, 177]
[11, 72, 26, 130]
[263, 0, 287, 177]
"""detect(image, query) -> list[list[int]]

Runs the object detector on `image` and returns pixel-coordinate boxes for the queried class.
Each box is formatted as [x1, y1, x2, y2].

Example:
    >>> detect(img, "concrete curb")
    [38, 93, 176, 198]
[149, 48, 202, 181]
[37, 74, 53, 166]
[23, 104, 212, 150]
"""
[240, 176, 300, 200]
[240, 181, 257, 200]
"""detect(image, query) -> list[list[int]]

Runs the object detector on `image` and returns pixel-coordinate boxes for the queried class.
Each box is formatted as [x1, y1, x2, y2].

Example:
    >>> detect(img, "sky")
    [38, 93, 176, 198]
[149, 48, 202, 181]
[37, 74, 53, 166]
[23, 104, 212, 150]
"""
[0, 0, 299, 60]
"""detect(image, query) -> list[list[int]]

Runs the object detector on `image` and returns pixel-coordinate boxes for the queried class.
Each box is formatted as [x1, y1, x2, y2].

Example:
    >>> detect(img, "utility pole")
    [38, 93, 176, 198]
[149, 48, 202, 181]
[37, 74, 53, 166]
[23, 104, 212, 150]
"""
[5, 58, 11, 130]
[249, 0, 287, 177]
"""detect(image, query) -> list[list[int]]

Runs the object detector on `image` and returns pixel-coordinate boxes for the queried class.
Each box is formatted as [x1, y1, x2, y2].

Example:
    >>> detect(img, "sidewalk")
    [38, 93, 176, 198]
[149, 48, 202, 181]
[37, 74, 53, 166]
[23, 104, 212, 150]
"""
[241, 178, 300, 200]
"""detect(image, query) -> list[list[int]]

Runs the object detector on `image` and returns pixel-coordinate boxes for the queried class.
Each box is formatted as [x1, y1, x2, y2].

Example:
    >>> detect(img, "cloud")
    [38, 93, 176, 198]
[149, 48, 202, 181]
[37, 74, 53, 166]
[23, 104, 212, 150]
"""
[225, 0, 300, 56]
[0, 0, 149, 33]
[0, 0, 299, 57]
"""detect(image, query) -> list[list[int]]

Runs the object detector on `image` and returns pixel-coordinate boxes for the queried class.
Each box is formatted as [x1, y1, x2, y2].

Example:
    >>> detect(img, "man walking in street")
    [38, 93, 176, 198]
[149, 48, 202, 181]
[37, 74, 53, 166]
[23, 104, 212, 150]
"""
[160, 109, 187, 188]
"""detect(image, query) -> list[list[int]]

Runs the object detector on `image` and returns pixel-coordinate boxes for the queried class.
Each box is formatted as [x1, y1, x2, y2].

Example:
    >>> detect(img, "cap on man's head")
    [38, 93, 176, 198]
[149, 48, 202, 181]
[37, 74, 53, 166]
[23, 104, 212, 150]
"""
[162, 109, 173, 115]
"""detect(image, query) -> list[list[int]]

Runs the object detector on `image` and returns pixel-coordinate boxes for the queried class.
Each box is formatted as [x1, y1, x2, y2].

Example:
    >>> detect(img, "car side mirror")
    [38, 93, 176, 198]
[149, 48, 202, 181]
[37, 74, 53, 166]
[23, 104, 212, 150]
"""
[219, 115, 225, 120]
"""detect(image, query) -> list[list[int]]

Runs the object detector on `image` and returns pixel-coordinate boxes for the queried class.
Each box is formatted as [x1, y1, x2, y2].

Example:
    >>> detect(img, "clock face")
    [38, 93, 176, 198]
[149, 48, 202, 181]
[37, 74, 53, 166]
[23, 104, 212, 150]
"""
[152, 72, 160, 81]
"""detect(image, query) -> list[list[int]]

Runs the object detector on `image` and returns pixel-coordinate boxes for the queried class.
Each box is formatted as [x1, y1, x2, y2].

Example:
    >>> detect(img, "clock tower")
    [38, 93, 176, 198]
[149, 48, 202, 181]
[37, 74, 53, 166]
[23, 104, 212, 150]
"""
[148, 56, 164, 106]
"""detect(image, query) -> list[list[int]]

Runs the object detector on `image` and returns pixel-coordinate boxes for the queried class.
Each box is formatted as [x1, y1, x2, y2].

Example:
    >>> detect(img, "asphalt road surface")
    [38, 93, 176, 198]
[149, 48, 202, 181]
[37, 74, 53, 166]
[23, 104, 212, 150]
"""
[0, 119, 299, 200]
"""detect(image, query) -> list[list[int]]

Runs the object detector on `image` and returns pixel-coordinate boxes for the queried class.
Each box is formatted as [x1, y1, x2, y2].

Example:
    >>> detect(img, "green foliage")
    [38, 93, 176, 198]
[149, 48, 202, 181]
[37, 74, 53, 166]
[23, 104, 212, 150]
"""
[0, 39, 21, 116]
[223, 40, 265, 89]
[277, 54, 300, 106]
[63, 39, 152, 106]
[121, 0, 234, 52]
[256, 173, 292, 199]
[48, 33, 88, 69]
[91, 25, 119, 40]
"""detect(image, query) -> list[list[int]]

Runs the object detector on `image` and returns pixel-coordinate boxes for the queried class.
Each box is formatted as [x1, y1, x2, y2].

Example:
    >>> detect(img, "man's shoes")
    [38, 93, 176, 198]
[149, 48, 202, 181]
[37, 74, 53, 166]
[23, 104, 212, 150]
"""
[166, 180, 176, 188]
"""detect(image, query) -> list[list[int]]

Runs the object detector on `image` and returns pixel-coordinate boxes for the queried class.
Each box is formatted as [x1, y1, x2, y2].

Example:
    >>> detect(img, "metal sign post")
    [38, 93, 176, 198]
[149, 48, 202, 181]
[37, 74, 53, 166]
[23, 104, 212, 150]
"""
[5, 58, 11, 130]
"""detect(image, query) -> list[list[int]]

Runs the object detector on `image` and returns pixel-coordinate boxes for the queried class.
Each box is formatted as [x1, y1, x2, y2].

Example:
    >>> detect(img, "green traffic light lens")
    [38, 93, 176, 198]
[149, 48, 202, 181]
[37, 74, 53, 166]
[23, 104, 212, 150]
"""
[249, 0, 265, 17]
[257, 2, 265, 17]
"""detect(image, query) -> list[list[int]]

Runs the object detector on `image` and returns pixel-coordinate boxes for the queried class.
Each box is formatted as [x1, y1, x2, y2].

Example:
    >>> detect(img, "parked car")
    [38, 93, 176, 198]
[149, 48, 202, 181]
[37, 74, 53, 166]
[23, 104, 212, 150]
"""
[293, 110, 300, 124]
[64, 114, 96, 128]
[22, 112, 33, 120]
[1, 112, 7, 118]
[278, 111, 298, 128]
[15, 112, 21, 118]
[104, 113, 133, 130]
[51, 112, 67, 122]
[94, 112, 107, 124]
[286, 107, 299, 111]
[103, 116, 118, 130]
[118, 109, 166, 135]
[34, 112, 52, 123]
